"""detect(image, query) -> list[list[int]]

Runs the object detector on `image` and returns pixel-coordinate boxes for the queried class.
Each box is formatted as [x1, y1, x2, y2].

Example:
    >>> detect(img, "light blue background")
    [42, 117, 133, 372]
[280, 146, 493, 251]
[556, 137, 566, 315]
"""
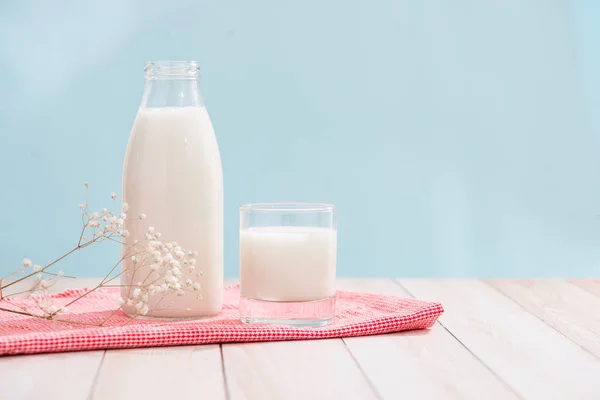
[1, 0, 599, 278]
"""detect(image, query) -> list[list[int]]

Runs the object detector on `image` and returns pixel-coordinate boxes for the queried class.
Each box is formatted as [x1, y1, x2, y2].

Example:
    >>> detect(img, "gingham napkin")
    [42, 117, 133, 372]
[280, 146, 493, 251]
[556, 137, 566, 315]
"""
[0, 285, 443, 356]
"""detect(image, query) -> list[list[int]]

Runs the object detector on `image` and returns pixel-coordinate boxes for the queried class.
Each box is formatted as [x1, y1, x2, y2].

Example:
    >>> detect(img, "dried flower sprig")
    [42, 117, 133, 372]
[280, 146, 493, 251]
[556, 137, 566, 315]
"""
[0, 183, 201, 326]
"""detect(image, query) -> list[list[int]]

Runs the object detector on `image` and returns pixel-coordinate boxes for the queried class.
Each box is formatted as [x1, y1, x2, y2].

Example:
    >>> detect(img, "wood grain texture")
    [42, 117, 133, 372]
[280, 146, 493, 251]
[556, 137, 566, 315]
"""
[222, 338, 378, 400]
[487, 279, 600, 358]
[398, 279, 600, 399]
[338, 279, 517, 400]
[570, 279, 600, 298]
[0, 350, 104, 400]
[90, 345, 226, 400]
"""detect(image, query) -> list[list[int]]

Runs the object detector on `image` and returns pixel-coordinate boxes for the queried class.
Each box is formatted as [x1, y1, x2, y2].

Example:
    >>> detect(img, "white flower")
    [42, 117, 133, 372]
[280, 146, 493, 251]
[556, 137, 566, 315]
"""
[176, 289, 185, 297]
[132, 288, 141, 298]
[139, 214, 147, 220]
[131, 256, 137, 264]
[147, 226, 155, 234]
[154, 232, 162, 239]
[172, 267, 182, 276]
[101, 208, 107, 213]
[187, 265, 196, 273]
[47, 305, 58, 314]
[192, 251, 198, 257]
[135, 301, 144, 311]
[141, 294, 149, 302]
[81, 236, 86, 242]
[150, 263, 159, 271]
[110, 193, 117, 200]
[57, 270, 64, 277]
[120, 213, 127, 220]
[91, 212, 100, 220]
[122, 202, 130, 212]
[102, 216, 108, 222]
[116, 297, 125, 306]
[116, 218, 124, 225]
[192, 282, 201, 291]
[185, 279, 193, 286]
[144, 233, 152, 240]
[189, 259, 196, 266]
[96, 231, 104, 237]
[122, 230, 130, 238]
[165, 276, 177, 284]
[78, 203, 85, 209]
[84, 181, 89, 188]
[140, 304, 149, 315]
[33, 264, 41, 272]
[59, 307, 68, 313]
[175, 251, 185, 259]
[22, 258, 32, 268]
[88, 220, 100, 228]
[116, 229, 123, 235]
[185, 308, 191, 312]
[39, 279, 51, 289]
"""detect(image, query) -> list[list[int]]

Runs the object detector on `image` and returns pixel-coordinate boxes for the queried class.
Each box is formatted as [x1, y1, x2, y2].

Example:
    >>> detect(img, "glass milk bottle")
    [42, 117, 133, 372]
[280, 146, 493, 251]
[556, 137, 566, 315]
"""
[121, 61, 223, 319]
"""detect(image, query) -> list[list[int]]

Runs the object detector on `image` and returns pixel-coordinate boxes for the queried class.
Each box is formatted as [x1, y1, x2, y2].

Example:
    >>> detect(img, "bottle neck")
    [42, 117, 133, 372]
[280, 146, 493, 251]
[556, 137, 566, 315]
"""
[140, 78, 204, 108]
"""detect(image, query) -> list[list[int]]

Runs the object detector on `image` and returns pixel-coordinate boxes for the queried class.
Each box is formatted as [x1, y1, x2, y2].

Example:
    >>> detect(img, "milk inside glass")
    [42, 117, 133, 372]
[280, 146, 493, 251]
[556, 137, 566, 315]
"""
[240, 226, 337, 302]
[122, 106, 223, 318]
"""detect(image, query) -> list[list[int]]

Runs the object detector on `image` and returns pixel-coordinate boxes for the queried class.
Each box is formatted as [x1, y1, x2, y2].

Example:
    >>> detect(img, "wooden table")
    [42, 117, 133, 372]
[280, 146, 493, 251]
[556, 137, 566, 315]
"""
[1, 279, 599, 399]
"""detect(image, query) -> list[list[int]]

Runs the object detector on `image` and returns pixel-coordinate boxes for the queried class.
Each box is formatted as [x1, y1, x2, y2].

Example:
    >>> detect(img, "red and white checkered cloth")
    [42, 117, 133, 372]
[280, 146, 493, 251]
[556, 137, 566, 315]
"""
[0, 285, 443, 356]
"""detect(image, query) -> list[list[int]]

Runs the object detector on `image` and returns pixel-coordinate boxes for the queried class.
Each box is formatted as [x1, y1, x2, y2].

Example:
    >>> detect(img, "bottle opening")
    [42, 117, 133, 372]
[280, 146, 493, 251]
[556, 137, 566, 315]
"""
[144, 61, 200, 80]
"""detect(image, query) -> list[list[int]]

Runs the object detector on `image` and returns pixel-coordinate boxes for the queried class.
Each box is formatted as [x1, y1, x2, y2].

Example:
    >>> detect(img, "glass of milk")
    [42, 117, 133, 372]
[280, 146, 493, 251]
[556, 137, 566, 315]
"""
[239, 203, 337, 326]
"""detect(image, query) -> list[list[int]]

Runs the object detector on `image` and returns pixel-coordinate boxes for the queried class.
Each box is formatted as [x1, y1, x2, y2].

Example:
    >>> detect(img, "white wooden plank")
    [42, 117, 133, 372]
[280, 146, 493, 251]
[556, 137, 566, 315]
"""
[337, 279, 517, 399]
[222, 338, 378, 400]
[487, 279, 600, 359]
[91, 345, 226, 400]
[398, 279, 600, 399]
[0, 350, 104, 400]
[569, 279, 600, 298]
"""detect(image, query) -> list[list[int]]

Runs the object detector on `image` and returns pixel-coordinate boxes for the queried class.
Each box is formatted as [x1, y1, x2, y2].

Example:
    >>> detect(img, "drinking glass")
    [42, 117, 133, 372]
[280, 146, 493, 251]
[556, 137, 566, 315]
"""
[239, 203, 337, 326]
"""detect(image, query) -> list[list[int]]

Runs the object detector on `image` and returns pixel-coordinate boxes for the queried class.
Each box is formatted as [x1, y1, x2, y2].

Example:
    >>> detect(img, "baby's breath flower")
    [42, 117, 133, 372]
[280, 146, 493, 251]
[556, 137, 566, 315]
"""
[132, 288, 141, 298]
[59, 307, 68, 313]
[147, 226, 155, 234]
[120, 213, 127, 220]
[122, 230, 130, 238]
[110, 193, 117, 200]
[101, 208, 107, 213]
[122, 202, 130, 212]
[57, 270, 64, 277]
[192, 282, 201, 291]
[154, 232, 162, 239]
[91, 212, 100, 220]
[116, 297, 125, 306]
[33, 265, 41, 272]
[139, 213, 147, 220]
[39, 279, 51, 289]
[84, 181, 89, 188]
[78, 203, 85, 209]
[22, 258, 32, 268]
[116, 218, 124, 225]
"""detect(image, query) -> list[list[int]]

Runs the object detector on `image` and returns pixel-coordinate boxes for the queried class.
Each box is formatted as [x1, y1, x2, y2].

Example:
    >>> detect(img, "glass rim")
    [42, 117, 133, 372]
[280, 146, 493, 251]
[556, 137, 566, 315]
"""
[240, 202, 335, 212]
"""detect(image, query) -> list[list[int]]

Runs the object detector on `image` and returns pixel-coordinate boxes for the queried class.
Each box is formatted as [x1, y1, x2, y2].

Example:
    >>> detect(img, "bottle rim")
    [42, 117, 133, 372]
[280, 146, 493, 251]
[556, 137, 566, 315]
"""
[144, 61, 200, 79]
